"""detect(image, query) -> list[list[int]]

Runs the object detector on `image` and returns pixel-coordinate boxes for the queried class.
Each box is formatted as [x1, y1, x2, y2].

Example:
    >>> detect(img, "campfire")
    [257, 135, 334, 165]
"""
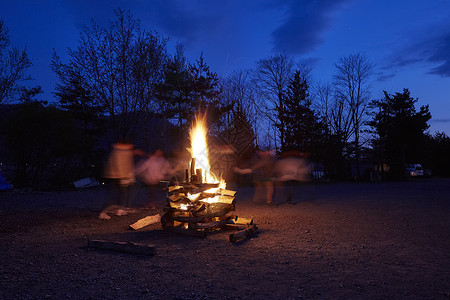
[161, 113, 256, 239]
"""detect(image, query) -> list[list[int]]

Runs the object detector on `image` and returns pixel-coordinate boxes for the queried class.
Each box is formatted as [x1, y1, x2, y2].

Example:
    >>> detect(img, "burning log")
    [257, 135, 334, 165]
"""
[229, 224, 258, 243]
[196, 168, 203, 183]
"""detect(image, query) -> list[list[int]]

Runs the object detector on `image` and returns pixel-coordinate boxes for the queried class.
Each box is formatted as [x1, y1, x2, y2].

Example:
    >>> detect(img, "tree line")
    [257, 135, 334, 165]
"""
[0, 10, 449, 188]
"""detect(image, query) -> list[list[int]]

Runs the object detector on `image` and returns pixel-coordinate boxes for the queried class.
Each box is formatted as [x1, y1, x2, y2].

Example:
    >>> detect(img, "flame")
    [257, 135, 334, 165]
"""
[189, 113, 226, 189]
[200, 195, 219, 203]
[187, 193, 200, 201]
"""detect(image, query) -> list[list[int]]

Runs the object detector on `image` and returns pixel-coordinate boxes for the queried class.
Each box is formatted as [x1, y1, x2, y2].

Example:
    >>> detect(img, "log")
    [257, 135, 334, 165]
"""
[169, 201, 191, 209]
[169, 215, 206, 223]
[169, 185, 184, 193]
[216, 195, 235, 204]
[223, 223, 247, 231]
[87, 240, 157, 255]
[196, 168, 203, 183]
[129, 214, 161, 230]
[194, 202, 234, 217]
[219, 188, 236, 197]
[229, 224, 258, 243]
[190, 219, 228, 229]
[190, 158, 197, 183]
[188, 213, 236, 230]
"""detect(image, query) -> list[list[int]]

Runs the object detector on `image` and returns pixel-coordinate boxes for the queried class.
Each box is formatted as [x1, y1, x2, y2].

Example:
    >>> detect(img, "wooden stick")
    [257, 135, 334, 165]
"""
[129, 214, 161, 230]
[190, 158, 196, 180]
[196, 168, 203, 183]
[87, 240, 157, 255]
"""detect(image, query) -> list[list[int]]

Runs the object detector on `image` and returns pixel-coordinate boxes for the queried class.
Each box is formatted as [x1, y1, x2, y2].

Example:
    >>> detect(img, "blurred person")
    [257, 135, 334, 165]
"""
[99, 139, 144, 219]
[134, 149, 174, 209]
[274, 151, 311, 204]
[234, 149, 276, 207]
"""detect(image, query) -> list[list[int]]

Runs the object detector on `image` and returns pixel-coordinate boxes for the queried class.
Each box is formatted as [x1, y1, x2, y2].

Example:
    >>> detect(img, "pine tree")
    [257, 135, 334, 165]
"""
[280, 70, 325, 156]
[369, 89, 431, 179]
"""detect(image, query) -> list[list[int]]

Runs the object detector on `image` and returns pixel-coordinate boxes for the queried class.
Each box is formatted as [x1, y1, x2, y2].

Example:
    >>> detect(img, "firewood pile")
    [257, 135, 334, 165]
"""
[160, 113, 258, 241]
[161, 158, 234, 235]
[161, 158, 257, 241]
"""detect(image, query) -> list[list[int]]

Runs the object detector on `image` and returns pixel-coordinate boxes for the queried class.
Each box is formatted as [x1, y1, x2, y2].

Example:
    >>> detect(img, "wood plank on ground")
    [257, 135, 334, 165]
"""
[129, 214, 161, 230]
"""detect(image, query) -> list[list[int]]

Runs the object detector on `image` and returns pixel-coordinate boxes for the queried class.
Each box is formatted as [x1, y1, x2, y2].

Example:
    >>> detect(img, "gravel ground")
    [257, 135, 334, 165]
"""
[0, 178, 449, 299]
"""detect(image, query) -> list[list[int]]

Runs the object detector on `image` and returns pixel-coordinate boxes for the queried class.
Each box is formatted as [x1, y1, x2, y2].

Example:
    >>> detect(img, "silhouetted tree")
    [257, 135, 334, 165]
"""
[0, 20, 32, 103]
[369, 89, 431, 179]
[423, 132, 450, 177]
[154, 43, 193, 128]
[252, 53, 295, 150]
[188, 52, 228, 132]
[189, 53, 220, 108]
[333, 52, 373, 178]
[215, 70, 257, 161]
[281, 69, 326, 159]
[54, 75, 105, 170]
[5, 99, 84, 188]
[155, 49, 224, 131]
[219, 70, 257, 135]
[55, 75, 103, 130]
[51, 9, 168, 142]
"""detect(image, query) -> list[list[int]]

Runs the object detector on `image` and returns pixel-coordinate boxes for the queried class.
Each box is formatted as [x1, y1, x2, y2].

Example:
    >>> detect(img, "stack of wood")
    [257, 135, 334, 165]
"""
[161, 158, 237, 236]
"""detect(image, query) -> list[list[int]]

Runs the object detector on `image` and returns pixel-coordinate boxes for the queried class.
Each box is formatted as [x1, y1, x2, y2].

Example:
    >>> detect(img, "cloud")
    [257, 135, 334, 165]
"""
[375, 72, 396, 82]
[382, 30, 450, 78]
[426, 32, 450, 77]
[142, 1, 215, 43]
[271, 0, 351, 55]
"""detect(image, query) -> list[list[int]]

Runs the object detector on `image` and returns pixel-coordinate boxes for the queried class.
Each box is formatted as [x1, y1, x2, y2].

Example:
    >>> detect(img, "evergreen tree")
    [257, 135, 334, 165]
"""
[188, 52, 229, 132]
[369, 89, 431, 179]
[280, 70, 325, 158]
[154, 43, 193, 128]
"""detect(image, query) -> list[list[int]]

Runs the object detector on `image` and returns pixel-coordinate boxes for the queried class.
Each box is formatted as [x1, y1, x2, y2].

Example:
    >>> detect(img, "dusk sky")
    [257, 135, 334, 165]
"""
[1, 0, 449, 135]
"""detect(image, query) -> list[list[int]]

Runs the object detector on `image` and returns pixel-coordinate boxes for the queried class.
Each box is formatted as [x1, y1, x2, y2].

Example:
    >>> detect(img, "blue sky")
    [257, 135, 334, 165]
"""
[1, 0, 449, 135]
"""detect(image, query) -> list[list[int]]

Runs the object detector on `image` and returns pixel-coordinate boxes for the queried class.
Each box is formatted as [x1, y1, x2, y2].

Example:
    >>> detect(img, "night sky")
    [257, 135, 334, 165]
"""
[1, 0, 449, 135]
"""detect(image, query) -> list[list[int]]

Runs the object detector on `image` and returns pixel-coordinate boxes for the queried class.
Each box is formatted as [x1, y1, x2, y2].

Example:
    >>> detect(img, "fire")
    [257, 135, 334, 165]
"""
[161, 112, 238, 234]
[189, 113, 226, 190]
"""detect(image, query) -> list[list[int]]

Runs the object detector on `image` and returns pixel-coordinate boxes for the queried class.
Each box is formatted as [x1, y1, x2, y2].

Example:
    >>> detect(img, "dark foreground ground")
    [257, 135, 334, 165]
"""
[0, 178, 449, 299]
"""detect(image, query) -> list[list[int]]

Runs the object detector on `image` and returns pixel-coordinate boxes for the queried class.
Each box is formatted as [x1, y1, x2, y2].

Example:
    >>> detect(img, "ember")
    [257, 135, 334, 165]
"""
[161, 113, 245, 237]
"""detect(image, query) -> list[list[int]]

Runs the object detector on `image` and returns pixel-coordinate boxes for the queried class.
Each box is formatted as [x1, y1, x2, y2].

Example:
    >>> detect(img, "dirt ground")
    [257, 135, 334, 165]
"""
[0, 178, 449, 299]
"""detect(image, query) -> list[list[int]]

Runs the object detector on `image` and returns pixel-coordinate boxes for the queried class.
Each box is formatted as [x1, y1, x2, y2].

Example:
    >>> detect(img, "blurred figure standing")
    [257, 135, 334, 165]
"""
[235, 149, 276, 207]
[274, 151, 311, 204]
[134, 149, 174, 209]
[101, 139, 144, 215]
